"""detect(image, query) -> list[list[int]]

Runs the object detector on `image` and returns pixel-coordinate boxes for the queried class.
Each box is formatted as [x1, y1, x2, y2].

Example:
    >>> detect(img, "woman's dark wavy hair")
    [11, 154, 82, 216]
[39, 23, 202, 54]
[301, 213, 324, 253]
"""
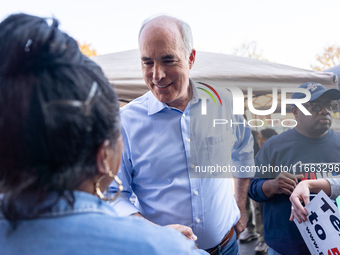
[0, 13, 120, 228]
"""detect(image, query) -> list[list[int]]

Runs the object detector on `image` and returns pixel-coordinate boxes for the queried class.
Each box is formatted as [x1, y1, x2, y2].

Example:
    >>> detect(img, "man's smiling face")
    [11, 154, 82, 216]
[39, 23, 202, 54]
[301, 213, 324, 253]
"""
[139, 19, 195, 111]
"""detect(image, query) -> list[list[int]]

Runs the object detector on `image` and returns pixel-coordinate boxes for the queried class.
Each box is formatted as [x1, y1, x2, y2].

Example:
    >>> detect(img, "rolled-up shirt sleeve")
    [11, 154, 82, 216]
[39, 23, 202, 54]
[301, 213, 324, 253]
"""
[231, 114, 255, 178]
[108, 123, 139, 216]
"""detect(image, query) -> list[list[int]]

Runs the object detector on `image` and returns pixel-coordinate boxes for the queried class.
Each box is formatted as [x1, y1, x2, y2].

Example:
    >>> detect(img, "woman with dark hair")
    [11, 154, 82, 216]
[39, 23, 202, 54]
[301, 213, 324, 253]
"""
[0, 13, 206, 255]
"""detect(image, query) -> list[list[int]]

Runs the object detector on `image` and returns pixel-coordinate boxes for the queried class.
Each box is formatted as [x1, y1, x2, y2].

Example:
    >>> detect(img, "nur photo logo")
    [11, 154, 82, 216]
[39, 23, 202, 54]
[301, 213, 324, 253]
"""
[197, 82, 222, 115]
[197, 83, 312, 128]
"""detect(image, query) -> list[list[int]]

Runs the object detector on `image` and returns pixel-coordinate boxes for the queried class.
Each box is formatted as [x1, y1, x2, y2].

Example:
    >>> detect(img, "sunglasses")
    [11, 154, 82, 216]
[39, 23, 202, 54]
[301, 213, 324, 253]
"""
[304, 101, 338, 112]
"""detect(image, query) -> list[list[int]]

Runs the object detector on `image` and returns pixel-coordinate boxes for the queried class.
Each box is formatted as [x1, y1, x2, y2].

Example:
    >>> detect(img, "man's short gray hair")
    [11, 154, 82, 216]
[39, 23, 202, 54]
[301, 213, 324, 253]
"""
[138, 15, 193, 59]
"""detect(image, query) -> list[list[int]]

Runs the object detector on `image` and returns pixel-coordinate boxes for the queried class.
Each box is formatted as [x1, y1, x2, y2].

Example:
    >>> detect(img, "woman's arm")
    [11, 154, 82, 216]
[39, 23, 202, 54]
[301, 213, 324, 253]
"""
[289, 179, 332, 223]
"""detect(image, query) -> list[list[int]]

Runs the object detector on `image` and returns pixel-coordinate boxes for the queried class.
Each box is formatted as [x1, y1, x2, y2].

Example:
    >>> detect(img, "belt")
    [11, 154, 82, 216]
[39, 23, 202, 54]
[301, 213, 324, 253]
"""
[205, 227, 234, 255]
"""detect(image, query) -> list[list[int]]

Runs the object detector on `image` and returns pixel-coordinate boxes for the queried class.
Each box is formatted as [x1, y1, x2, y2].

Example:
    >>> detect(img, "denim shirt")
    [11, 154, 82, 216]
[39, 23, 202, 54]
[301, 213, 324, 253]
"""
[0, 191, 207, 255]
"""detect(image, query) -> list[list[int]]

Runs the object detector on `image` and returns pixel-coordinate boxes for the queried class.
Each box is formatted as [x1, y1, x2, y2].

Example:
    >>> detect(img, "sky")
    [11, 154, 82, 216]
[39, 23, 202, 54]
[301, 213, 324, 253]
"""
[1, 0, 339, 70]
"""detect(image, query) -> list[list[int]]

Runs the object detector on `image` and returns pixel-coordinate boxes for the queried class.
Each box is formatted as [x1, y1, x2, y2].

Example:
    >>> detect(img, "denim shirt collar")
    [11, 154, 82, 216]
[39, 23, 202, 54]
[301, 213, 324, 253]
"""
[147, 78, 199, 115]
[38, 191, 117, 218]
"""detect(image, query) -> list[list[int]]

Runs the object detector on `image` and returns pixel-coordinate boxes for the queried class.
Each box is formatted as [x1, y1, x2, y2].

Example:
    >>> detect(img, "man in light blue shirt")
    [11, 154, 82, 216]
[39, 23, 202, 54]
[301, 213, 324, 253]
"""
[110, 15, 254, 255]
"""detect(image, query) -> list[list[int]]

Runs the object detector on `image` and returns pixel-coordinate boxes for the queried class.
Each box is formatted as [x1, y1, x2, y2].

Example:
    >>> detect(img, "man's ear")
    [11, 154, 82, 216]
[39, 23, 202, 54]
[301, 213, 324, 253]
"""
[188, 49, 196, 69]
[96, 140, 111, 175]
[291, 106, 299, 119]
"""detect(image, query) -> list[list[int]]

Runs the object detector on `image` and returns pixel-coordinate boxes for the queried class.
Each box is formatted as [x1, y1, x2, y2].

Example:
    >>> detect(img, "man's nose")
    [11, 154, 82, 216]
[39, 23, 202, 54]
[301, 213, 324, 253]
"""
[153, 64, 166, 82]
[319, 105, 331, 114]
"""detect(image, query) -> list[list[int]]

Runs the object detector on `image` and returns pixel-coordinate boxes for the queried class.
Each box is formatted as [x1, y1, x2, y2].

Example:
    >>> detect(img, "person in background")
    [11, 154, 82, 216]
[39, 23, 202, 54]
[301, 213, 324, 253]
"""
[248, 82, 340, 255]
[252, 130, 260, 155]
[257, 129, 278, 149]
[241, 129, 277, 254]
[109, 14, 255, 255]
[0, 13, 207, 255]
[290, 178, 340, 223]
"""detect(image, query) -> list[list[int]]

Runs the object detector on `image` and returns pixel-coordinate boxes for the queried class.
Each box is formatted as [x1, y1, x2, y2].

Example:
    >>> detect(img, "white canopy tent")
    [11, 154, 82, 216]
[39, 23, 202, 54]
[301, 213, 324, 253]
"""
[92, 49, 338, 111]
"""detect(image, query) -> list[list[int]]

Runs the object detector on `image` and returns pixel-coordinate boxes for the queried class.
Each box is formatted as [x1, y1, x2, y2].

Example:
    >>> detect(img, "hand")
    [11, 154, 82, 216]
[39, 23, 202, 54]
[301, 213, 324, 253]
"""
[289, 181, 310, 223]
[289, 179, 333, 223]
[234, 217, 246, 239]
[272, 172, 304, 196]
[132, 214, 197, 241]
[233, 177, 250, 239]
[165, 224, 197, 241]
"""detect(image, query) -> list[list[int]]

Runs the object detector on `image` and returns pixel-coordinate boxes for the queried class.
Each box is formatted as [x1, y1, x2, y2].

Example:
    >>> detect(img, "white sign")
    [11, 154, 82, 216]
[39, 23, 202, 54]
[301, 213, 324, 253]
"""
[294, 190, 340, 255]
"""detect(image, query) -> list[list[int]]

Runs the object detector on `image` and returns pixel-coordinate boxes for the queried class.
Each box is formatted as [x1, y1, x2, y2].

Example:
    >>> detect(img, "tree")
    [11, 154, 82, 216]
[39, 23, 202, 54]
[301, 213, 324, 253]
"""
[78, 42, 97, 57]
[311, 45, 340, 71]
[233, 40, 268, 61]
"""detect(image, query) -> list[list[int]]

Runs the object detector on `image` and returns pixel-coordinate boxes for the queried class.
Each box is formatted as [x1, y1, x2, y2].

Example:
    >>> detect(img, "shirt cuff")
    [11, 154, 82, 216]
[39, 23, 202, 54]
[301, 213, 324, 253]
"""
[255, 179, 269, 202]
[249, 178, 269, 202]
[108, 195, 140, 217]
[231, 159, 255, 178]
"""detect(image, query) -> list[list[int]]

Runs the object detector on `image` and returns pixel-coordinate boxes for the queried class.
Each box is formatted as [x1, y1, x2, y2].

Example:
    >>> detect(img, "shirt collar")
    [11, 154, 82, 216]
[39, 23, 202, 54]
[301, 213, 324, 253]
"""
[147, 91, 168, 115]
[40, 191, 117, 218]
[190, 78, 200, 105]
[0, 191, 118, 219]
[147, 78, 199, 115]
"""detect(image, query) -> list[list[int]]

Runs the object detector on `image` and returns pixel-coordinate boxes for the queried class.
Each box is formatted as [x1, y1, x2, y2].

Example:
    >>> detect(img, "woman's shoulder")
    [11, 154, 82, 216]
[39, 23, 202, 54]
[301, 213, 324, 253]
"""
[63, 214, 201, 255]
[1, 212, 202, 255]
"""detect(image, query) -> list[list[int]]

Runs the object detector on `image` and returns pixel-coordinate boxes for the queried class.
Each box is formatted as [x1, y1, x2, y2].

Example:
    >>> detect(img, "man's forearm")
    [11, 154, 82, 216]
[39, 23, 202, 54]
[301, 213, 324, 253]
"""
[261, 179, 276, 198]
[131, 213, 197, 241]
[233, 177, 250, 237]
[234, 177, 251, 213]
[131, 212, 157, 225]
[131, 212, 144, 218]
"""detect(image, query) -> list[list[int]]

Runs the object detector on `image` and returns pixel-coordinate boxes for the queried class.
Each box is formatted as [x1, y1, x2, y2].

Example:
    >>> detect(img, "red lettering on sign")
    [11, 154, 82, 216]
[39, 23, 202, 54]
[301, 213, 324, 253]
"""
[328, 247, 340, 255]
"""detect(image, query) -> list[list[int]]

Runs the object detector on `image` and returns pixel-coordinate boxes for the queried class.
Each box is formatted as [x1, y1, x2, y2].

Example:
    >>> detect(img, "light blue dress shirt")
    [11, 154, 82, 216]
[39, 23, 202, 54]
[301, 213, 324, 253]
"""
[110, 79, 254, 249]
[0, 191, 207, 255]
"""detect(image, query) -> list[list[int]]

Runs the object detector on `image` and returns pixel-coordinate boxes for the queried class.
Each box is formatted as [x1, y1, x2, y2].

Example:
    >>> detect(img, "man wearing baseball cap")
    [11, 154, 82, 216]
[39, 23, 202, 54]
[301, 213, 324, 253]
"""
[248, 82, 340, 255]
